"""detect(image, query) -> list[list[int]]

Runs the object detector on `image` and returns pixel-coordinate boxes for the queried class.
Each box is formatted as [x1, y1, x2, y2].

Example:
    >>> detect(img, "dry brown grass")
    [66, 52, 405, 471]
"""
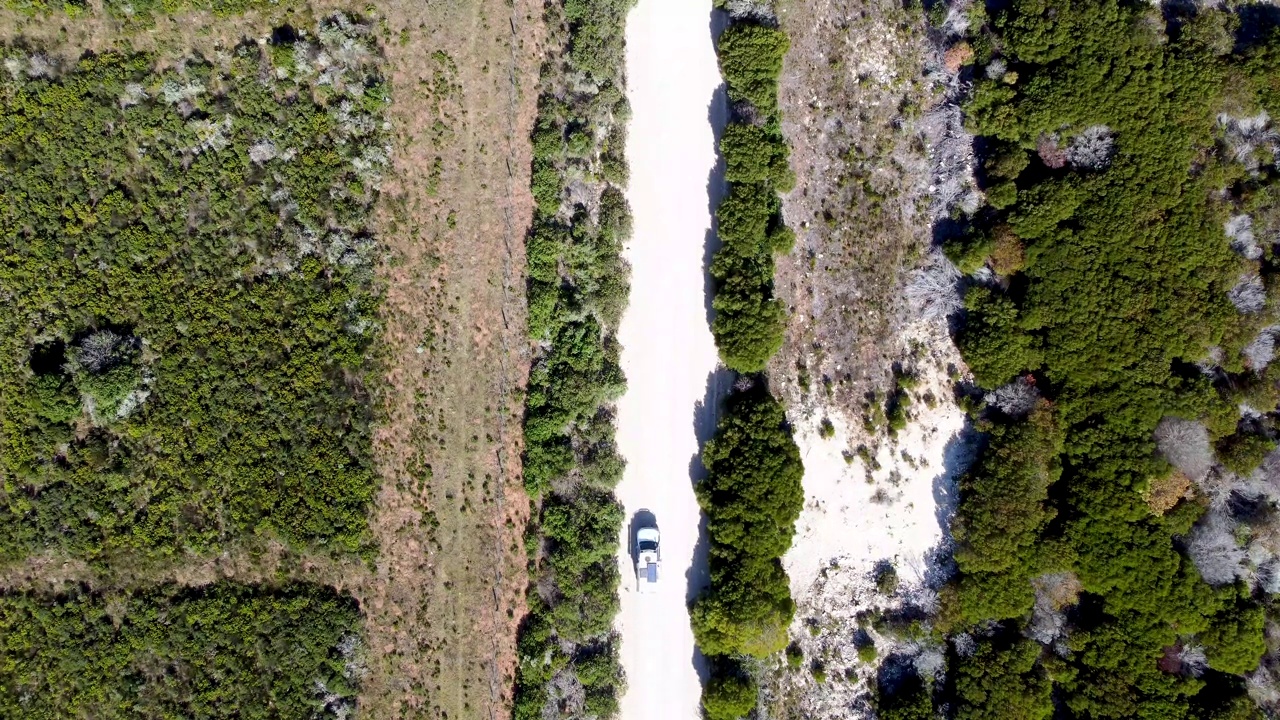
[0, 1, 541, 718]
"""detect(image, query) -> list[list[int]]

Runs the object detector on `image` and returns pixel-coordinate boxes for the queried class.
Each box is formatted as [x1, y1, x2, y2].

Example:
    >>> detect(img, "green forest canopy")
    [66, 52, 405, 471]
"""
[926, 0, 1280, 717]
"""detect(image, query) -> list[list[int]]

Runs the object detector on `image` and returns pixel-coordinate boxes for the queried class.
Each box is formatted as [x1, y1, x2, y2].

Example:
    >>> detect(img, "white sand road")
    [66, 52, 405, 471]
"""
[613, 0, 725, 718]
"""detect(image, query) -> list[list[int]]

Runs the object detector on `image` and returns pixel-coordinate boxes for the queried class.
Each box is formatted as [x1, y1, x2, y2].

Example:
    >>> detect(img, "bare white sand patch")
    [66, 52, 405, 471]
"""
[612, 0, 724, 719]
[775, 322, 974, 716]
[784, 322, 968, 598]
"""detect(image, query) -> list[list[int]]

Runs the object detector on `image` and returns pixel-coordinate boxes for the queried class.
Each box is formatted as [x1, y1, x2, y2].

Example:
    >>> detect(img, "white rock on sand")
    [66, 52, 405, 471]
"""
[612, 0, 723, 719]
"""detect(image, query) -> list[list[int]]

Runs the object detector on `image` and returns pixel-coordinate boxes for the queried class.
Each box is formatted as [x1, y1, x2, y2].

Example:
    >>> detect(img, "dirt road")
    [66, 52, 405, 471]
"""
[614, 0, 725, 718]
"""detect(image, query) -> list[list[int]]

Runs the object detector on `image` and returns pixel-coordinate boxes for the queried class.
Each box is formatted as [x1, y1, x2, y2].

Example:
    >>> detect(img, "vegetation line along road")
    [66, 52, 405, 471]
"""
[689, 4, 805, 720]
[511, 0, 634, 715]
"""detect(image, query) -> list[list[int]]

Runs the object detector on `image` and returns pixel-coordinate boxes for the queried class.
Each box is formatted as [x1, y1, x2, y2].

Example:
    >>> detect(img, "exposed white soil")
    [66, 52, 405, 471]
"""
[612, 0, 724, 718]
[774, 321, 975, 717]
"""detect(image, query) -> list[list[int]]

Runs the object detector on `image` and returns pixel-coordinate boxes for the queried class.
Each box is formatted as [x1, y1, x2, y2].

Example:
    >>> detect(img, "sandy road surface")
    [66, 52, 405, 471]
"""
[614, 0, 724, 718]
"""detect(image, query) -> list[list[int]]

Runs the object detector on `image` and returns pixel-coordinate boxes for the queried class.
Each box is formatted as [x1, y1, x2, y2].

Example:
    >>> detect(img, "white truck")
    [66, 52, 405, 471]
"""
[635, 526, 661, 593]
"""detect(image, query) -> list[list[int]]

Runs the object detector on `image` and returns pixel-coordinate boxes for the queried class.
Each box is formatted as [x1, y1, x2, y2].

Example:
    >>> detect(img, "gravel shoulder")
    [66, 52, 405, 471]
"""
[613, 0, 725, 718]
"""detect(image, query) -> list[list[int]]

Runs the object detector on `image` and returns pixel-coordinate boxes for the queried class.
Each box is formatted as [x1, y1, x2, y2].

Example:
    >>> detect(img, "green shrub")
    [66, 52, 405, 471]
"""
[986, 180, 1018, 209]
[721, 122, 791, 187]
[875, 563, 900, 595]
[692, 384, 803, 658]
[857, 643, 877, 664]
[953, 406, 1062, 621]
[703, 670, 758, 720]
[1202, 599, 1266, 676]
[786, 642, 804, 668]
[819, 418, 836, 438]
[952, 637, 1052, 720]
[877, 674, 934, 720]
[944, 228, 996, 274]
[1215, 432, 1276, 476]
[717, 23, 789, 111]
[957, 286, 1044, 388]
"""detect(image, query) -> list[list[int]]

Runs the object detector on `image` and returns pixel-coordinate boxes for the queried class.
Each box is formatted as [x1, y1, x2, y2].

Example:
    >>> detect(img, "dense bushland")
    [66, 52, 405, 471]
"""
[0, 582, 362, 718]
[882, 1, 1280, 716]
[0, 16, 385, 562]
[712, 19, 793, 373]
[691, 381, 803, 717]
[513, 0, 634, 716]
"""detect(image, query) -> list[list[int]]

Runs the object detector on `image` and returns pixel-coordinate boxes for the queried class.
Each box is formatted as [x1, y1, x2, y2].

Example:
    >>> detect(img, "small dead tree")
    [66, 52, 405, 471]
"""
[1244, 327, 1280, 372]
[905, 251, 962, 322]
[1177, 644, 1209, 678]
[1154, 417, 1213, 481]
[984, 376, 1041, 418]
[1229, 273, 1267, 314]
[1187, 510, 1249, 587]
[1036, 134, 1067, 169]
[1226, 214, 1260, 259]
[1067, 126, 1115, 170]
[74, 330, 126, 373]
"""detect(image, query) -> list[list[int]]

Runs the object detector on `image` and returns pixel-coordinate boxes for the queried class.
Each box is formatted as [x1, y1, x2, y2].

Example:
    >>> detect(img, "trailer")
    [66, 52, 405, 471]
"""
[635, 526, 660, 593]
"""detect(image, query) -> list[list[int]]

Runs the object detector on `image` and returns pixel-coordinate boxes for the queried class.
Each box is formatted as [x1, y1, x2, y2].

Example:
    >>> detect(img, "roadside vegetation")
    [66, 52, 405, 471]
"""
[0, 0, 280, 18]
[872, 1, 1280, 716]
[712, 13, 793, 373]
[693, 3, 805, 718]
[693, 381, 804, 720]
[512, 0, 634, 716]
